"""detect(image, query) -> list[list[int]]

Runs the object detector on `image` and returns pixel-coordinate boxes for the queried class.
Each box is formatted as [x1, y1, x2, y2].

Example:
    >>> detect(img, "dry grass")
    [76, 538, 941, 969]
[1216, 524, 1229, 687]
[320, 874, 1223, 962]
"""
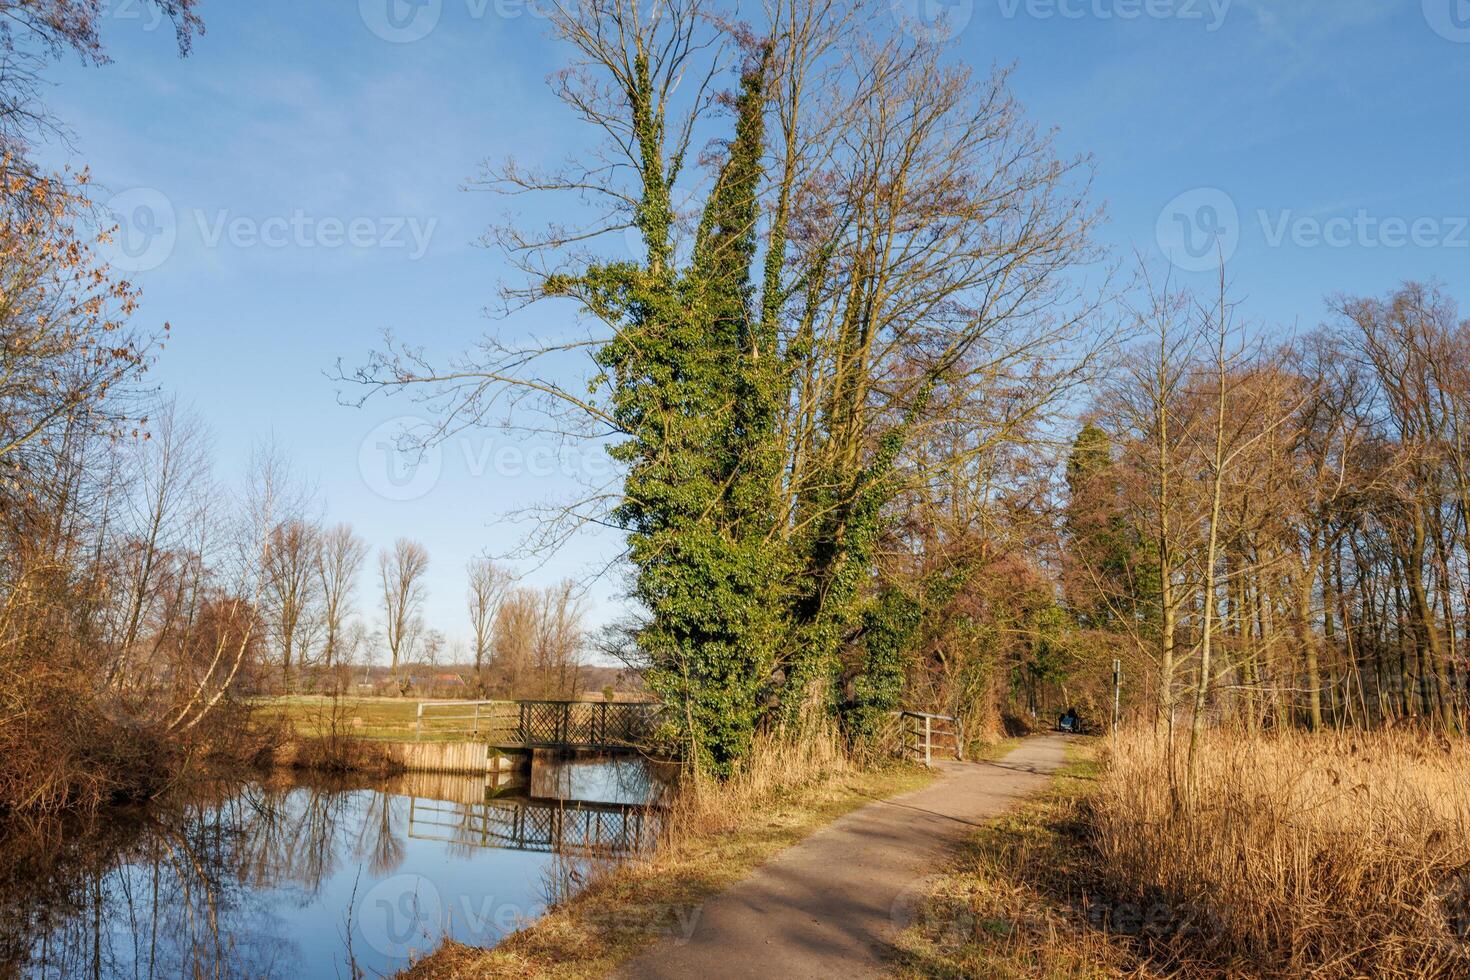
[1091, 728, 1470, 977]
[401, 729, 934, 979]
[892, 742, 1148, 980]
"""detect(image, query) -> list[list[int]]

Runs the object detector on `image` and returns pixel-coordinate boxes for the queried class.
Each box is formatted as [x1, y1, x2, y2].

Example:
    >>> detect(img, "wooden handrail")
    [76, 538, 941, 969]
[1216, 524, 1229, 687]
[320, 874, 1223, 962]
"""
[895, 710, 965, 766]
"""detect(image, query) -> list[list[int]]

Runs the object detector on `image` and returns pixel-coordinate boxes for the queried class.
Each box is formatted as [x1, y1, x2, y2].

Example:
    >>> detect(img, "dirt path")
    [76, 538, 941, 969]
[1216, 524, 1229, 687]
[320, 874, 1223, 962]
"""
[619, 734, 1073, 980]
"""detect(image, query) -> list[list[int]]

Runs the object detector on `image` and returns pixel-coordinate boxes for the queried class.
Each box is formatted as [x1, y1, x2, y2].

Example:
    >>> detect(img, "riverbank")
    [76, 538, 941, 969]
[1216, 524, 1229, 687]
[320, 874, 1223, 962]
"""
[402, 737, 935, 979]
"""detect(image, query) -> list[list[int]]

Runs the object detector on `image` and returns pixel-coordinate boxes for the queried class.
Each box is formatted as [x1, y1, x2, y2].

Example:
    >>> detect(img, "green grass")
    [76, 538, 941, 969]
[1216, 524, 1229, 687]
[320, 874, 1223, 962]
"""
[250, 695, 473, 741]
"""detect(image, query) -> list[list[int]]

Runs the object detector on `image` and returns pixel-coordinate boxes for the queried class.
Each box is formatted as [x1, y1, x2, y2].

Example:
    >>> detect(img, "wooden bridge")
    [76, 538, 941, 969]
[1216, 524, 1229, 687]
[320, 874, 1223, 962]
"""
[413, 699, 662, 753]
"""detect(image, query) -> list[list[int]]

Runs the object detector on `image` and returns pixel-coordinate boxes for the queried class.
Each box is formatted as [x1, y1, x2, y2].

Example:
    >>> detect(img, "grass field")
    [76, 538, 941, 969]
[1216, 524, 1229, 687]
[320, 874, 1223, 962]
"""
[250, 695, 508, 741]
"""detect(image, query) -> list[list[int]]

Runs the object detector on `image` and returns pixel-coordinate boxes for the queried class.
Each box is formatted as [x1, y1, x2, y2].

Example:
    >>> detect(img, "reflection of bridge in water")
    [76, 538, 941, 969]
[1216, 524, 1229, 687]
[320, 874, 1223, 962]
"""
[407, 796, 658, 855]
[390, 766, 663, 856]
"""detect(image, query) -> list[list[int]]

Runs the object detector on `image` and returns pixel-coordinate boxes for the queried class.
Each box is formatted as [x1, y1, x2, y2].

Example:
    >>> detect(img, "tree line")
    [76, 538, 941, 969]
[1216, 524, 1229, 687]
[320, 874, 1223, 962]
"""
[1069, 277, 1470, 746]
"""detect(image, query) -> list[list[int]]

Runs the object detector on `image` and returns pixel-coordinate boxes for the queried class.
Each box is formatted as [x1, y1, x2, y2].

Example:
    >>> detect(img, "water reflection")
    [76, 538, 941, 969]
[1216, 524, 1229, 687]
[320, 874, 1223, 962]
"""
[0, 755, 669, 979]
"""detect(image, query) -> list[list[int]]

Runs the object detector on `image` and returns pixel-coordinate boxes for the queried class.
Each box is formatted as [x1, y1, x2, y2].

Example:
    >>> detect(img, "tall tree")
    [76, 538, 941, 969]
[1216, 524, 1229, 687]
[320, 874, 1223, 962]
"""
[316, 523, 368, 676]
[466, 557, 512, 683]
[378, 538, 428, 681]
[261, 519, 321, 692]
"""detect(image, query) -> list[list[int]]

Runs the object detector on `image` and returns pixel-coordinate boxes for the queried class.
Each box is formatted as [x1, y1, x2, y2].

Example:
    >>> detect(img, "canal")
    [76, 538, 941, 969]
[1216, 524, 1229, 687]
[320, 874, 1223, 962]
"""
[0, 754, 672, 978]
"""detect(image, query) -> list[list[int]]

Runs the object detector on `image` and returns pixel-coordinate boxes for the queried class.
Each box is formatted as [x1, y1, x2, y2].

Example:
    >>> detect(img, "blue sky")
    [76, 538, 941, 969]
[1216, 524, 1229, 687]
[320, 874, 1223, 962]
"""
[34, 0, 1470, 655]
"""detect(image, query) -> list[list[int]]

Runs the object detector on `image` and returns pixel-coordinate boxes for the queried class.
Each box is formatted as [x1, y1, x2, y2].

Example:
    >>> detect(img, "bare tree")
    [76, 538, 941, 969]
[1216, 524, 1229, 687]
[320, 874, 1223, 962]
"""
[536, 579, 587, 698]
[316, 523, 368, 675]
[493, 587, 538, 695]
[261, 518, 322, 693]
[378, 538, 429, 682]
[107, 399, 214, 675]
[467, 558, 513, 682]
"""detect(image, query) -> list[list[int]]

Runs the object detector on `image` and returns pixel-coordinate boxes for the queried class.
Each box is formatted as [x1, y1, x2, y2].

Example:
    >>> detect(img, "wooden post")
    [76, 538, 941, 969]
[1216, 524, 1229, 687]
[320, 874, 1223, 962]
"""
[1112, 658, 1122, 749]
[924, 714, 932, 767]
[473, 702, 481, 738]
[415, 701, 425, 741]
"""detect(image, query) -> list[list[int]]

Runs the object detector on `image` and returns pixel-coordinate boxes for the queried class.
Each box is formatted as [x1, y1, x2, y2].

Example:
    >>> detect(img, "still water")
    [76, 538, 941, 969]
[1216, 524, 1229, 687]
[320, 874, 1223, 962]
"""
[0, 754, 671, 979]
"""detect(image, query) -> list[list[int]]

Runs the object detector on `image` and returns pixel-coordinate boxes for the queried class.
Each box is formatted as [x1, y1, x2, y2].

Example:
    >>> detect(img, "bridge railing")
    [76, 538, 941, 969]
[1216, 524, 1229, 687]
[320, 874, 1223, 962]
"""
[897, 710, 964, 766]
[411, 698, 664, 749]
[516, 700, 662, 749]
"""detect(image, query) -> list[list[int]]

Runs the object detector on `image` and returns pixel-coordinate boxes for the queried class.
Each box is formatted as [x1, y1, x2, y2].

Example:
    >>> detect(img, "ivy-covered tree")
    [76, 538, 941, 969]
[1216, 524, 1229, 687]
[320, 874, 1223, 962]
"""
[349, 0, 1102, 775]
[548, 44, 785, 776]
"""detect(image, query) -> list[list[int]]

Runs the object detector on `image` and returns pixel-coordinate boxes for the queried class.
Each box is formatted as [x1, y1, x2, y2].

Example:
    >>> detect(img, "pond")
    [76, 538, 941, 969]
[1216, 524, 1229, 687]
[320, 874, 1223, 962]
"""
[0, 753, 673, 979]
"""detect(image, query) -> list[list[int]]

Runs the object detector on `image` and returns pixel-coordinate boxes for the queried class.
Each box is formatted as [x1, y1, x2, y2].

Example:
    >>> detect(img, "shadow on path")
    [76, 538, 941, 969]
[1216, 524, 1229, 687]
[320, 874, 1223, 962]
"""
[619, 734, 1074, 980]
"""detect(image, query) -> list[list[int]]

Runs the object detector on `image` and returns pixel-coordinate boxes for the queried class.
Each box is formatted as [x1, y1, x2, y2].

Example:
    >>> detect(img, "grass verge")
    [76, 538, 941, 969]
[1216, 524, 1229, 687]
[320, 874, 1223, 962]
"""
[891, 739, 1146, 980]
[897, 730, 1470, 979]
[402, 737, 935, 979]
[1094, 729, 1470, 978]
[966, 736, 1024, 763]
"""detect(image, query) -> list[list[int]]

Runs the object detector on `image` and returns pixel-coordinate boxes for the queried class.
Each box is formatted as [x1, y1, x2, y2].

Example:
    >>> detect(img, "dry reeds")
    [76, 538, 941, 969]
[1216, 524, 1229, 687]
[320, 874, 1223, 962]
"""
[1090, 728, 1470, 977]
[658, 725, 854, 846]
